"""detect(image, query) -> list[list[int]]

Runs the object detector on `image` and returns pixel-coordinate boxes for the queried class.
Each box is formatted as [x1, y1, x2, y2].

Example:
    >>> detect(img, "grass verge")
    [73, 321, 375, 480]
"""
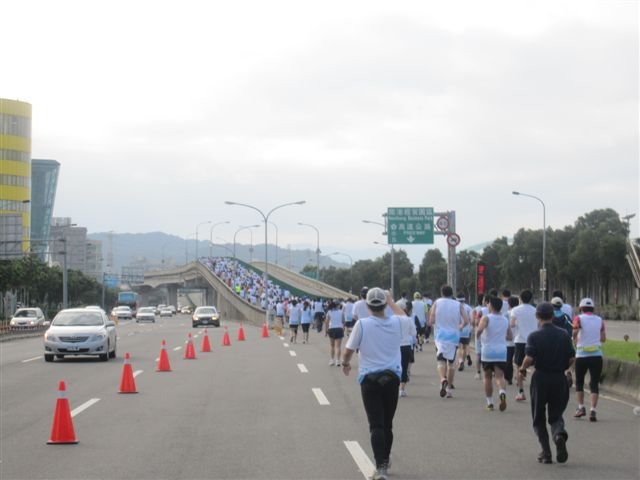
[602, 339, 640, 363]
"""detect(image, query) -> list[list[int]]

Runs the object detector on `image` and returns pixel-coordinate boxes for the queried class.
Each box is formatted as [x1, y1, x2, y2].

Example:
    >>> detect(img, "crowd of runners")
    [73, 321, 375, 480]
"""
[202, 257, 606, 479]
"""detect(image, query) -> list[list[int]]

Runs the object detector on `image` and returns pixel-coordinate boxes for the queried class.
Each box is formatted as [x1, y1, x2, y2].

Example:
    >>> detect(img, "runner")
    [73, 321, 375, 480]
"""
[552, 289, 574, 319]
[275, 299, 285, 336]
[300, 299, 313, 344]
[399, 300, 417, 397]
[456, 293, 473, 372]
[343, 297, 355, 336]
[473, 294, 488, 379]
[572, 298, 606, 422]
[511, 290, 538, 402]
[519, 302, 575, 464]
[352, 287, 370, 324]
[325, 300, 345, 366]
[287, 298, 301, 344]
[313, 298, 325, 333]
[477, 295, 512, 411]
[342, 288, 414, 480]
[428, 285, 468, 398]
[501, 290, 514, 385]
[412, 292, 427, 352]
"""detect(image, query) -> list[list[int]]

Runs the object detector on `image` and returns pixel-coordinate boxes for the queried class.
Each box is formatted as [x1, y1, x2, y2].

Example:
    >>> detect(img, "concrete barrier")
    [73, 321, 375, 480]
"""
[600, 358, 640, 403]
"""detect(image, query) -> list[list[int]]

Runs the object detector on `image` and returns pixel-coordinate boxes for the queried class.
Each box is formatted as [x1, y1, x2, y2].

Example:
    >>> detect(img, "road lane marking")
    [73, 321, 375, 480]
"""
[344, 441, 375, 479]
[297, 364, 308, 373]
[289, 351, 297, 357]
[22, 356, 42, 363]
[312, 388, 330, 405]
[279, 336, 285, 340]
[71, 398, 100, 417]
[173, 347, 182, 351]
[283, 343, 289, 347]
[133, 370, 143, 378]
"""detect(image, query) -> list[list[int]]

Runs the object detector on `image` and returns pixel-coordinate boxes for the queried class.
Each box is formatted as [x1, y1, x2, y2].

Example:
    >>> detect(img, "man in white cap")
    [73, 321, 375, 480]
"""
[428, 285, 469, 398]
[342, 288, 414, 480]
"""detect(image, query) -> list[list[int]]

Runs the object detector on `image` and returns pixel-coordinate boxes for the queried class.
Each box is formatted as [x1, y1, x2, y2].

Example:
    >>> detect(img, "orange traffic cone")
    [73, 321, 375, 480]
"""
[184, 333, 197, 359]
[118, 353, 137, 394]
[47, 380, 78, 444]
[222, 326, 231, 346]
[157, 340, 172, 372]
[201, 329, 212, 352]
[261, 322, 269, 338]
[237, 323, 246, 341]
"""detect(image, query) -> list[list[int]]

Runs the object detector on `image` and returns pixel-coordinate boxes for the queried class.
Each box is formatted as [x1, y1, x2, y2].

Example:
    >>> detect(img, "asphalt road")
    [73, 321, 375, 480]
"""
[1, 315, 639, 480]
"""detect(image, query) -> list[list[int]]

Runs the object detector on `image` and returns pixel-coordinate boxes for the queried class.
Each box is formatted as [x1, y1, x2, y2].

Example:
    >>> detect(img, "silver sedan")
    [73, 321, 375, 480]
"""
[43, 308, 117, 362]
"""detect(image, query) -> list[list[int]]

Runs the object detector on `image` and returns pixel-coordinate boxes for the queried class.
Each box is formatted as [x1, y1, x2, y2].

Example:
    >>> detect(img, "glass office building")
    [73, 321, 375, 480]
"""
[31, 159, 60, 261]
[0, 98, 32, 258]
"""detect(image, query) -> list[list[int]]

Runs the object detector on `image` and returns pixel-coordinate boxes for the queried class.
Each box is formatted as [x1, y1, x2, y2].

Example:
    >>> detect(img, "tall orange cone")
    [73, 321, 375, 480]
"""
[201, 329, 212, 352]
[156, 340, 172, 372]
[184, 333, 197, 359]
[222, 326, 231, 346]
[237, 323, 246, 341]
[118, 353, 137, 394]
[262, 322, 269, 338]
[47, 380, 78, 444]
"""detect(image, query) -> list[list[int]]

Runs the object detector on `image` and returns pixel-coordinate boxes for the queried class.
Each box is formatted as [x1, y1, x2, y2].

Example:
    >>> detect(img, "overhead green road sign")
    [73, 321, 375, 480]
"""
[387, 207, 434, 244]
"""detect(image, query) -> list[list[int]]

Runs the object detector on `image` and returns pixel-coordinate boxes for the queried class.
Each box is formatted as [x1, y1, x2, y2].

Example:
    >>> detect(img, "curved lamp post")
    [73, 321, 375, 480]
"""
[330, 251, 353, 293]
[298, 222, 320, 281]
[512, 191, 546, 300]
[233, 225, 260, 260]
[209, 221, 230, 257]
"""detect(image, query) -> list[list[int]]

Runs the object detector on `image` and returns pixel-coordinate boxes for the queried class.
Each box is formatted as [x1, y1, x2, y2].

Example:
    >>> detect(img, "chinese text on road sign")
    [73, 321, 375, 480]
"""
[387, 207, 434, 244]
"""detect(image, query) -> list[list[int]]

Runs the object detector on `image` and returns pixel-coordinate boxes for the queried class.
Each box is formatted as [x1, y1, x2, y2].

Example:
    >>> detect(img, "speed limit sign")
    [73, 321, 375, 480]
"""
[446, 233, 461, 247]
[436, 216, 449, 231]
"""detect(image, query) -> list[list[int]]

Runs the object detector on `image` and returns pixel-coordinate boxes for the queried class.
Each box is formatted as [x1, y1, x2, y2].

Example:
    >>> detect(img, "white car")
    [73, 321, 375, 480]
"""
[111, 306, 133, 320]
[136, 307, 156, 323]
[159, 308, 173, 317]
[44, 308, 117, 362]
[10, 308, 47, 329]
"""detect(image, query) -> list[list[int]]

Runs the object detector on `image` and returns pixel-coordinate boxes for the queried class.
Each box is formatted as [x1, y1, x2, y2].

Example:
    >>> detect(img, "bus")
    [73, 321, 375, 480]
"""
[117, 291, 139, 318]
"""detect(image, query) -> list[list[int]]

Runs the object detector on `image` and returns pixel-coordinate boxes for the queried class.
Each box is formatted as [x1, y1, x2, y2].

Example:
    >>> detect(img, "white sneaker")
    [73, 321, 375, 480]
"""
[336, 361, 341, 367]
[328, 359, 335, 366]
[399, 389, 407, 397]
[371, 467, 388, 480]
[474, 373, 481, 380]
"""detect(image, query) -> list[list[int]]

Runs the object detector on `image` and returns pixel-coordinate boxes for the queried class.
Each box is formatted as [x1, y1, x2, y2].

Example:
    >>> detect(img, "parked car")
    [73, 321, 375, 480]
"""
[159, 307, 173, 317]
[136, 307, 156, 323]
[44, 308, 117, 362]
[192, 306, 220, 328]
[111, 306, 133, 320]
[9, 308, 47, 329]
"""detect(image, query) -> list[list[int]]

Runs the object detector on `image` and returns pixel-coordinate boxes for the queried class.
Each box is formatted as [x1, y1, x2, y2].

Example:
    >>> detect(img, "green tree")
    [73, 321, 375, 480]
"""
[418, 249, 447, 296]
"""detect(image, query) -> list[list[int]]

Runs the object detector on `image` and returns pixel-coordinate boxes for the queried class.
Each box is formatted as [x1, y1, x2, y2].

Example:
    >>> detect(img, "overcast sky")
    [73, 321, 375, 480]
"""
[4, 0, 638, 267]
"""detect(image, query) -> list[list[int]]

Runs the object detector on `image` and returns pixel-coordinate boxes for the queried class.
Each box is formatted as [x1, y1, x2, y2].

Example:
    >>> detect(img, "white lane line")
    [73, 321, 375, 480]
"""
[71, 398, 100, 417]
[173, 346, 182, 351]
[297, 364, 308, 373]
[283, 343, 289, 347]
[22, 356, 42, 363]
[279, 336, 285, 340]
[127, 332, 135, 337]
[289, 351, 297, 357]
[312, 388, 330, 405]
[600, 393, 640, 409]
[133, 370, 143, 378]
[344, 441, 375, 479]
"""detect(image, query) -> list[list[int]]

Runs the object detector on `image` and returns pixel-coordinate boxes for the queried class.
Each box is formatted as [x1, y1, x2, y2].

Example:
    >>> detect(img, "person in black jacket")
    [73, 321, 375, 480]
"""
[520, 302, 576, 465]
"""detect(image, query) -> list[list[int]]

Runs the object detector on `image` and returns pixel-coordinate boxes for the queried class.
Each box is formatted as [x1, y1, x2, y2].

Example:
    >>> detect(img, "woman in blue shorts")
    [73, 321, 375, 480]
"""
[325, 300, 345, 366]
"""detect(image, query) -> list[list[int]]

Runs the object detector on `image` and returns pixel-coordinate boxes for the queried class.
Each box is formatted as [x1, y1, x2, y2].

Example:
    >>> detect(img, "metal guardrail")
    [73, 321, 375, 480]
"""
[0, 325, 47, 341]
[626, 238, 640, 289]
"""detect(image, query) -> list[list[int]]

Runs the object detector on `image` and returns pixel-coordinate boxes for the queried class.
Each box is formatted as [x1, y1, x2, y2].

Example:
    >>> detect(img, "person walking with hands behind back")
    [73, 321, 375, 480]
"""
[520, 302, 575, 465]
[342, 288, 414, 480]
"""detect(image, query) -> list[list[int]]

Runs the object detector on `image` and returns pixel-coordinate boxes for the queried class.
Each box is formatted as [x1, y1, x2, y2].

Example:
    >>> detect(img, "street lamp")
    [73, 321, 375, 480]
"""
[56, 238, 68, 309]
[373, 241, 395, 294]
[268, 221, 279, 265]
[215, 237, 235, 257]
[233, 225, 260, 260]
[330, 251, 353, 293]
[195, 220, 212, 261]
[512, 191, 547, 300]
[622, 213, 636, 237]
[225, 200, 306, 294]
[298, 222, 320, 281]
[209, 221, 230, 257]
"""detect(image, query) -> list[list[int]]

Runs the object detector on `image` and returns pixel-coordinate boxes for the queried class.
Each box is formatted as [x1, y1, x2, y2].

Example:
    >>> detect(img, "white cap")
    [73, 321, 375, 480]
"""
[579, 298, 595, 308]
[366, 288, 387, 307]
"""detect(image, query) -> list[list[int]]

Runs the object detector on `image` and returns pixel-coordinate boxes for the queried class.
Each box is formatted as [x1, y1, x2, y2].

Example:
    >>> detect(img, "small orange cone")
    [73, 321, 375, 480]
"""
[48, 380, 78, 444]
[237, 323, 246, 341]
[222, 326, 231, 346]
[184, 333, 197, 359]
[156, 340, 172, 372]
[261, 322, 269, 338]
[118, 353, 138, 394]
[201, 329, 212, 352]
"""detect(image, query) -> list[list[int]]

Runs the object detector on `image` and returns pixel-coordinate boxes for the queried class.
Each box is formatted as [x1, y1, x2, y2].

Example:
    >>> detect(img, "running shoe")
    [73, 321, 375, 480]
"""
[336, 361, 341, 367]
[554, 435, 568, 463]
[371, 466, 388, 480]
[328, 359, 335, 366]
[399, 389, 407, 398]
[537, 451, 552, 464]
[486, 404, 494, 411]
[574, 406, 587, 418]
[439, 379, 448, 398]
[467, 354, 472, 366]
[474, 372, 481, 380]
[515, 392, 526, 402]
[499, 392, 507, 412]
[446, 390, 453, 399]
[457, 363, 464, 372]
[589, 410, 597, 422]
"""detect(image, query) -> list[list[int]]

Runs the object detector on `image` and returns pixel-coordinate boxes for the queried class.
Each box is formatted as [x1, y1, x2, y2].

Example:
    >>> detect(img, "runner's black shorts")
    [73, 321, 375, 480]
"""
[482, 361, 507, 372]
[514, 343, 526, 366]
[328, 327, 344, 339]
[301, 323, 310, 333]
[459, 337, 470, 346]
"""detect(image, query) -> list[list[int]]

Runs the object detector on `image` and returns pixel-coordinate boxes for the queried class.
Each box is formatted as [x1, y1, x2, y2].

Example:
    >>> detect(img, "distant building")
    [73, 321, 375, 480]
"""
[85, 240, 103, 282]
[50, 218, 88, 273]
[30, 159, 60, 261]
[0, 98, 32, 258]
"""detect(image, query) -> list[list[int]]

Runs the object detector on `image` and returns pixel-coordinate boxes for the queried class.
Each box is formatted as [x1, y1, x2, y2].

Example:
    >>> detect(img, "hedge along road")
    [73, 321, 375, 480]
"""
[1, 315, 639, 480]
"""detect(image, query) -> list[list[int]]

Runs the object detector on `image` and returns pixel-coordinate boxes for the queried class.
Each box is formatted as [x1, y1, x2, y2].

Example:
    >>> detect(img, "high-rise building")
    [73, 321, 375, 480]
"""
[50, 218, 87, 273]
[31, 159, 60, 261]
[0, 98, 32, 258]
